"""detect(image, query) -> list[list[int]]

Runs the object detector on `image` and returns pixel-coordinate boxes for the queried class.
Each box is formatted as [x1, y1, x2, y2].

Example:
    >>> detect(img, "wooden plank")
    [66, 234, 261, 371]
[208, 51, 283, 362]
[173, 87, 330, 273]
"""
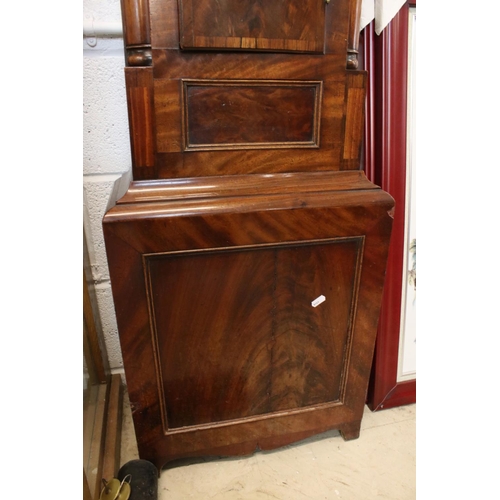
[83, 267, 107, 383]
[86, 383, 109, 500]
[152, 50, 346, 80]
[102, 375, 123, 481]
[83, 469, 93, 500]
[83, 385, 99, 479]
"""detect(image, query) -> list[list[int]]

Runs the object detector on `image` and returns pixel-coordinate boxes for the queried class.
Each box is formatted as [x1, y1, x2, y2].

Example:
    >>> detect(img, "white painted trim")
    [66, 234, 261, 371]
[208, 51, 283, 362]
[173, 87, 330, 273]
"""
[83, 20, 123, 38]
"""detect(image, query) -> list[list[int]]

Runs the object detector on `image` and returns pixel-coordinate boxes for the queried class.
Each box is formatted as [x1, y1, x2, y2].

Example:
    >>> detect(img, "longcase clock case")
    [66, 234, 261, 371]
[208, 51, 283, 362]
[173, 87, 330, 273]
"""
[103, 0, 395, 470]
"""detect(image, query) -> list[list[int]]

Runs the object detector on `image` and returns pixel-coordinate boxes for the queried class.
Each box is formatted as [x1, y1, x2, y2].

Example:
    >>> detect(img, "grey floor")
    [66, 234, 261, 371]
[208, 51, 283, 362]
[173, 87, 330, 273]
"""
[120, 392, 416, 499]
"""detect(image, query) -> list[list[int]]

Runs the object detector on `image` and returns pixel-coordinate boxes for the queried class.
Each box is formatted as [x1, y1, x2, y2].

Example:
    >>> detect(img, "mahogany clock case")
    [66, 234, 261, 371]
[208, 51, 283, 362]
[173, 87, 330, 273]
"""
[103, 172, 393, 469]
[102, 0, 395, 470]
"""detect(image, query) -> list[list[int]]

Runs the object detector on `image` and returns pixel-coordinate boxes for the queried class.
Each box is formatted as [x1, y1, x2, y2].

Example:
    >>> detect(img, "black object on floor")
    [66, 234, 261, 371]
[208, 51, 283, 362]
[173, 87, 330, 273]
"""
[118, 459, 158, 500]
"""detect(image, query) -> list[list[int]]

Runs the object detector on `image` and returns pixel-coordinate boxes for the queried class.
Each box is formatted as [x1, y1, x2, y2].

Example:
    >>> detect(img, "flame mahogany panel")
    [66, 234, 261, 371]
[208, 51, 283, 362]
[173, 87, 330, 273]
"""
[104, 0, 395, 472]
[103, 172, 394, 469]
[148, 0, 351, 54]
[178, 0, 327, 53]
[147, 239, 362, 429]
[183, 80, 321, 150]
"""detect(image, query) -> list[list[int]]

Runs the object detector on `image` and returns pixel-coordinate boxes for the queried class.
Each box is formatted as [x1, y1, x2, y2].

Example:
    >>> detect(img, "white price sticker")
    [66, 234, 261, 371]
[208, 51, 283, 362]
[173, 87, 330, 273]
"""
[311, 295, 326, 307]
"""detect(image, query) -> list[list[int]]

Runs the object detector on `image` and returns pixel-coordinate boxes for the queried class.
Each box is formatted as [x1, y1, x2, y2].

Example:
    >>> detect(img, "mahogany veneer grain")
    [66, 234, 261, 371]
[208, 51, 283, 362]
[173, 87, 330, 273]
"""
[103, 172, 393, 469]
[103, 0, 395, 471]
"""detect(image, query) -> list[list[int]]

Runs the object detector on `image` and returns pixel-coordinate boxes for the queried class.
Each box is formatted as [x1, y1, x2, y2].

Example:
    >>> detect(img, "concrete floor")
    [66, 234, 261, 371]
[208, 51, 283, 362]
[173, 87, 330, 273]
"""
[120, 392, 416, 499]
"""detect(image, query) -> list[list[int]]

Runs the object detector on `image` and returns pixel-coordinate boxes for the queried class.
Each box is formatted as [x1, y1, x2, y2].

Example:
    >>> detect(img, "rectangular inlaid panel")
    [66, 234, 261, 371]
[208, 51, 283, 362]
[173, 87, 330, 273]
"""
[179, 0, 326, 53]
[146, 238, 363, 430]
[183, 80, 322, 151]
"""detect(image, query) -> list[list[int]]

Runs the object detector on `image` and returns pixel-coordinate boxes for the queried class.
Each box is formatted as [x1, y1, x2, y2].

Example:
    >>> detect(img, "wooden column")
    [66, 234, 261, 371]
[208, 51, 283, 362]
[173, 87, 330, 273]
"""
[347, 0, 362, 68]
[121, 0, 156, 179]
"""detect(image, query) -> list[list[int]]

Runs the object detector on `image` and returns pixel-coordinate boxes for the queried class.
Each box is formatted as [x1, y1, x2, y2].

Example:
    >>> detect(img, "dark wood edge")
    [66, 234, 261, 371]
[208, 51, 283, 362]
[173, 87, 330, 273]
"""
[83, 469, 93, 500]
[87, 384, 110, 500]
[85, 377, 123, 499]
[363, 2, 416, 411]
[102, 374, 123, 481]
[83, 230, 108, 383]
[105, 189, 392, 222]
[117, 171, 377, 205]
[83, 273, 107, 384]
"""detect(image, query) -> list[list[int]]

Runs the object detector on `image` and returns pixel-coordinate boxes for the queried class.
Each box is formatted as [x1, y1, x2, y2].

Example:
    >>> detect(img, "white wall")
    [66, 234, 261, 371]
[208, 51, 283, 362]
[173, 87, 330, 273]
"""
[83, 0, 131, 373]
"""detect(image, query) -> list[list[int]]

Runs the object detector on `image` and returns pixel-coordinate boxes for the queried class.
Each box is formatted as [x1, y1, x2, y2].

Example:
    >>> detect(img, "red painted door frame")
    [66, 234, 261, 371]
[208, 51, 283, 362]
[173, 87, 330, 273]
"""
[362, 1, 417, 411]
